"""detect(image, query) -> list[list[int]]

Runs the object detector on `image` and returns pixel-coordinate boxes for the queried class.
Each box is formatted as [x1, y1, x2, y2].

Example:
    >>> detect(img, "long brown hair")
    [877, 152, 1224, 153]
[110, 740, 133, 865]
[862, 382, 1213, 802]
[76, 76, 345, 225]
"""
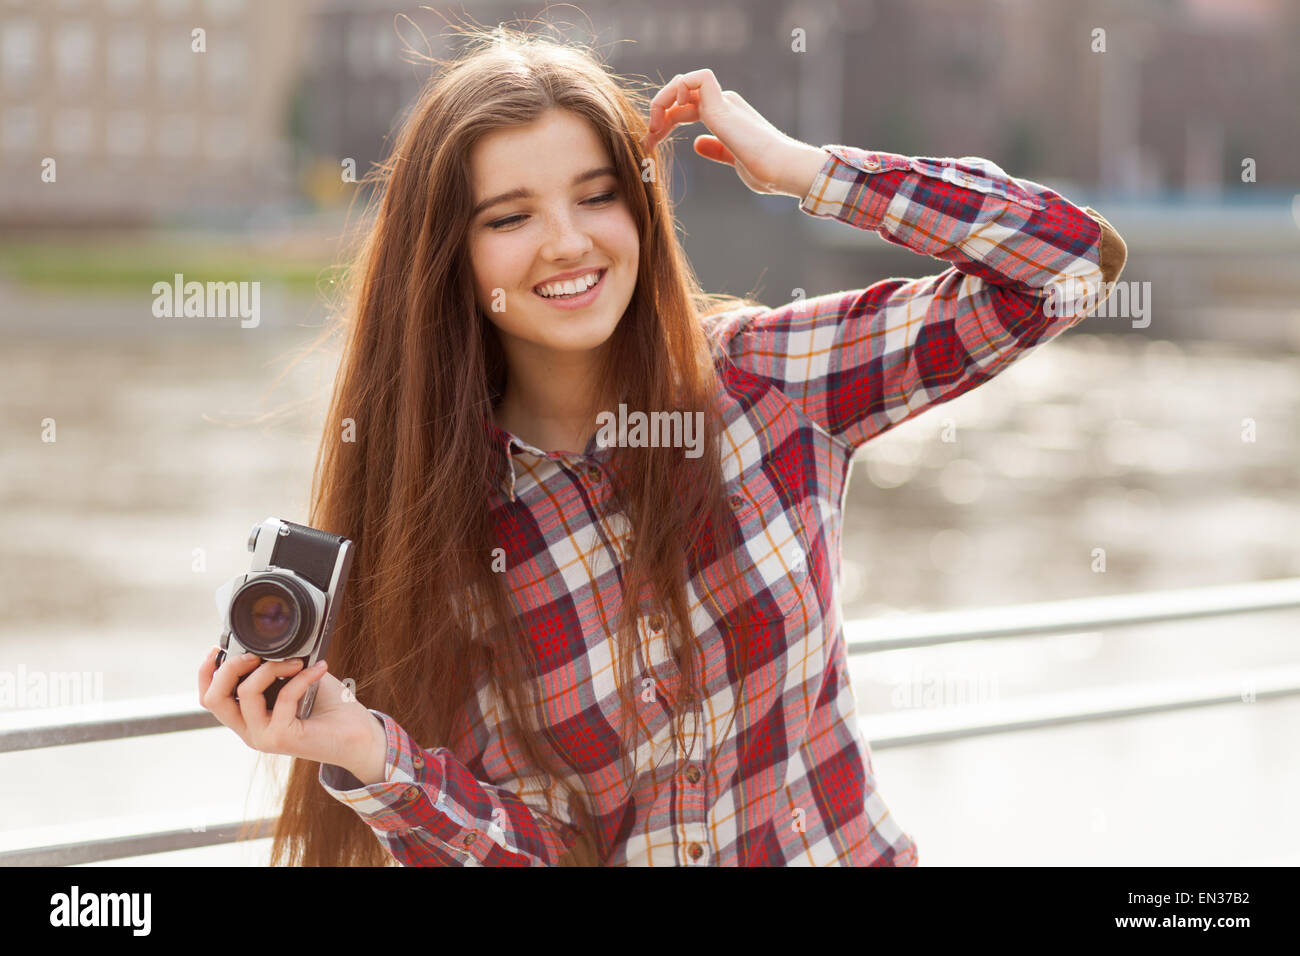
[268, 20, 763, 866]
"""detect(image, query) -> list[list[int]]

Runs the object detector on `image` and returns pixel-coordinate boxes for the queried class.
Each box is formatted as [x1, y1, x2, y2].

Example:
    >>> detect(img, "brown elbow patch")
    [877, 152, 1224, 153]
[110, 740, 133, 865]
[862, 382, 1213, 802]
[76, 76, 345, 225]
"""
[1083, 206, 1128, 286]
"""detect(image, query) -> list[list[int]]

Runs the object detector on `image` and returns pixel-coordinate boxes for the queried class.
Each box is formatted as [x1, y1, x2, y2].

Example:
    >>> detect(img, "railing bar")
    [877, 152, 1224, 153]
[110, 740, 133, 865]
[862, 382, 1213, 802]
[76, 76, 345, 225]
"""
[0, 709, 220, 755]
[846, 578, 1300, 652]
[6, 598, 1300, 754]
[0, 817, 278, 867]
[4, 683, 1298, 865]
[870, 684, 1300, 749]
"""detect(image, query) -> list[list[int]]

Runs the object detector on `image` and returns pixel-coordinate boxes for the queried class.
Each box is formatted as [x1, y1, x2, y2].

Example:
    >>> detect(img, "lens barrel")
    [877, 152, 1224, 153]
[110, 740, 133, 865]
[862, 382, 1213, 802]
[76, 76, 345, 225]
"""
[230, 574, 317, 656]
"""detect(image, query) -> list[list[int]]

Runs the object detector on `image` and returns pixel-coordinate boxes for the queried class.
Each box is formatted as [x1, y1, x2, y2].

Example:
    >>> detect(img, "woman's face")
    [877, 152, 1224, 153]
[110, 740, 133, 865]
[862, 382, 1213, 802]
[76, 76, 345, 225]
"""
[467, 108, 640, 372]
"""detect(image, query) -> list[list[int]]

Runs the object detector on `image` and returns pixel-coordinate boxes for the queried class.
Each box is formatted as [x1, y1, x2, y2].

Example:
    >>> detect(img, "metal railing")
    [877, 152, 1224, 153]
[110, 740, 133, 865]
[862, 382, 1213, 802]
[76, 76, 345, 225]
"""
[3, 577, 1298, 866]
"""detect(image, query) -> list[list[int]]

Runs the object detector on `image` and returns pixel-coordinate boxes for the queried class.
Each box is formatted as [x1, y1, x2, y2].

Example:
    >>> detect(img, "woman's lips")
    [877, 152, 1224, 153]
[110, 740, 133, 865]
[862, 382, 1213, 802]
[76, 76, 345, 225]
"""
[532, 268, 606, 309]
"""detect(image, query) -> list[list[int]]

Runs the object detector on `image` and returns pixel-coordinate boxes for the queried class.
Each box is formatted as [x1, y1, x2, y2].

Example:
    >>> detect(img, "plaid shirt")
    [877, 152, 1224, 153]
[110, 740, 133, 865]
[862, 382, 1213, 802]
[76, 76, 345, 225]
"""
[319, 144, 1123, 865]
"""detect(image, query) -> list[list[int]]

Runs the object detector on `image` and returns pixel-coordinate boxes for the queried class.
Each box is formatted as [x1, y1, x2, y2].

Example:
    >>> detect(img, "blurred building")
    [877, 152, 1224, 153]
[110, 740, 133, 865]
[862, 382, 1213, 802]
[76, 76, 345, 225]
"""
[297, 0, 780, 194]
[2, 0, 1296, 229]
[0, 0, 313, 228]
[298, 0, 1300, 196]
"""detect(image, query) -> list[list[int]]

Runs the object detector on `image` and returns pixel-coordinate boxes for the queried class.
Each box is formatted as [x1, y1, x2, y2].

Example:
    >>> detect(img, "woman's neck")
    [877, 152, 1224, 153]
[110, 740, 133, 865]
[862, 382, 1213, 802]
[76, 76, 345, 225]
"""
[494, 362, 604, 455]
[494, 399, 595, 454]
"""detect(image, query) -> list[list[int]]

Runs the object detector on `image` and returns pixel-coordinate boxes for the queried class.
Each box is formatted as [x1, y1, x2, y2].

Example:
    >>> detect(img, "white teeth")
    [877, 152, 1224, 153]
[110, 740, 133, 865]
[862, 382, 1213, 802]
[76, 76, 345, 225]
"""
[535, 270, 601, 297]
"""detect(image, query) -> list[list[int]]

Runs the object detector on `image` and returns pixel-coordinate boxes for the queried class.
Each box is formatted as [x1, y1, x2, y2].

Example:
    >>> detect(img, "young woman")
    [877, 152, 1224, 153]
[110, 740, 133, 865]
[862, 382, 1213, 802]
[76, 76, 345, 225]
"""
[198, 27, 1126, 866]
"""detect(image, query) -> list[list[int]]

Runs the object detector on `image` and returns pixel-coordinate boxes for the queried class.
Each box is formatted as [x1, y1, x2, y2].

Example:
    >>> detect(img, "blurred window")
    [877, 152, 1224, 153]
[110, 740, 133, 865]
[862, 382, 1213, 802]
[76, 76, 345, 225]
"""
[157, 111, 196, 158]
[56, 22, 95, 94]
[52, 108, 94, 155]
[346, 18, 372, 75]
[209, 33, 247, 94]
[2, 19, 39, 91]
[157, 36, 194, 97]
[155, 0, 193, 20]
[0, 107, 39, 155]
[108, 29, 148, 93]
[203, 0, 248, 20]
[106, 110, 148, 158]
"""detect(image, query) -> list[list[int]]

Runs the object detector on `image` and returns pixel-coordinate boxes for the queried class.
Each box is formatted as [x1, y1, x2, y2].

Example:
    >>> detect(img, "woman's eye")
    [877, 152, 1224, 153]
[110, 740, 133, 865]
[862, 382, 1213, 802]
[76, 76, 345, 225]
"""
[487, 192, 617, 230]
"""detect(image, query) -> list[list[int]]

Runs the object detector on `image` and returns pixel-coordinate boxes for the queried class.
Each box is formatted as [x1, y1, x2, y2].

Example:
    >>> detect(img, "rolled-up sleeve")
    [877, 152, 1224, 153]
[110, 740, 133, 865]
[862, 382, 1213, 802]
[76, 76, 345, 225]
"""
[318, 677, 584, 866]
[706, 146, 1128, 453]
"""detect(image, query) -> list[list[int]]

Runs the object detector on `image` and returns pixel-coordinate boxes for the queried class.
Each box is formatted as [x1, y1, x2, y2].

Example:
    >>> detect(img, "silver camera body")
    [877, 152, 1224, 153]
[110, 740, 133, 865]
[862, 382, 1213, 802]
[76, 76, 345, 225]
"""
[214, 517, 354, 720]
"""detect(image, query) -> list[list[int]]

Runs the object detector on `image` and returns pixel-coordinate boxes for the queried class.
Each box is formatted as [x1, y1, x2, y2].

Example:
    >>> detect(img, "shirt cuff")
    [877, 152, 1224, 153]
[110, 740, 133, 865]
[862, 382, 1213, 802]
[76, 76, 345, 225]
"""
[798, 145, 909, 230]
[318, 708, 410, 793]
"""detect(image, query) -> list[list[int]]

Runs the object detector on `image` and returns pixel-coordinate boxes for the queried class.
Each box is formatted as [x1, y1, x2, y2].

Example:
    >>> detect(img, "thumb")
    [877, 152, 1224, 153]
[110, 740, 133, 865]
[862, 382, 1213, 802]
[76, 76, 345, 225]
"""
[694, 135, 736, 167]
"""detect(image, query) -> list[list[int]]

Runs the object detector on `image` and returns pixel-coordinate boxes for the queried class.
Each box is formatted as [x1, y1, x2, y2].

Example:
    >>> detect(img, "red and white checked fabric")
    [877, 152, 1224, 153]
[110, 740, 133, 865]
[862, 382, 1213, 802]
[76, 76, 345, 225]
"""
[318, 145, 1115, 865]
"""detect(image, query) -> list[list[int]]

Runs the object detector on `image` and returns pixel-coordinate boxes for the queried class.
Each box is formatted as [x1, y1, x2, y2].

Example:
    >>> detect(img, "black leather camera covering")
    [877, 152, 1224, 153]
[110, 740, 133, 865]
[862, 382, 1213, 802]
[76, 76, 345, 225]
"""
[270, 520, 347, 591]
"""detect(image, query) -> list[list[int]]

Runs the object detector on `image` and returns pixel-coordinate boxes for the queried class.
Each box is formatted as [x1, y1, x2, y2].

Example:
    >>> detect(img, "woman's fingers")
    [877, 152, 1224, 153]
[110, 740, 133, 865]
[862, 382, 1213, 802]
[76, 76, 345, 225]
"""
[645, 72, 683, 140]
[694, 135, 737, 167]
[267, 659, 327, 732]
[197, 644, 222, 697]
[200, 648, 263, 737]
[235, 657, 304, 733]
[644, 69, 721, 151]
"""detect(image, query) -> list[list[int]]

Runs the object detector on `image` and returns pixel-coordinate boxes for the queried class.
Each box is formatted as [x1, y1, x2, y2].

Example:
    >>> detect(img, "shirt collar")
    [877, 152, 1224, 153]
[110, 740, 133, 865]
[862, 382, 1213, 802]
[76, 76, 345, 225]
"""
[482, 416, 525, 503]
[484, 383, 635, 502]
[482, 414, 610, 503]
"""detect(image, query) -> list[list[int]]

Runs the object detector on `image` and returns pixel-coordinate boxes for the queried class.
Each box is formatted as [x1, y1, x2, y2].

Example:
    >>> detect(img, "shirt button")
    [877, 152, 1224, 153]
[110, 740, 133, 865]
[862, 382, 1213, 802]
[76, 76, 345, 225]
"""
[586, 464, 602, 482]
[688, 843, 704, 861]
[463, 834, 476, 846]
[961, 173, 974, 184]
[685, 764, 701, 784]
[412, 752, 424, 769]
[648, 614, 664, 634]
[864, 156, 879, 170]
[403, 785, 419, 801]
[728, 493, 745, 510]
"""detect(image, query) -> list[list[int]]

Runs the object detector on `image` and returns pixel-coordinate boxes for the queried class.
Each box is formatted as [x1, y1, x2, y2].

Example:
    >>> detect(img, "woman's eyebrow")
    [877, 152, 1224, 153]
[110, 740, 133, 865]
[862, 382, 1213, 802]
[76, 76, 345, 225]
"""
[472, 166, 617, 218]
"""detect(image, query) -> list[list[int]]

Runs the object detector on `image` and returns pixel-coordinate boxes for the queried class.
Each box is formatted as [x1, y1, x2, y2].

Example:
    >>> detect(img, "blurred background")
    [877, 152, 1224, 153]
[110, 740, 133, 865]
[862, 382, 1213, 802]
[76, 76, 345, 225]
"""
[1, 0, 1298, 866]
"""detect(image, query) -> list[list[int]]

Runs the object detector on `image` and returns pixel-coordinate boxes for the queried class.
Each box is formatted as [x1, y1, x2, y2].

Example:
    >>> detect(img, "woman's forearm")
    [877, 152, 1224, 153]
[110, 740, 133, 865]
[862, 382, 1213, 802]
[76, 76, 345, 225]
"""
[348, 712, 389, 786]
[775, 142, 833, 200]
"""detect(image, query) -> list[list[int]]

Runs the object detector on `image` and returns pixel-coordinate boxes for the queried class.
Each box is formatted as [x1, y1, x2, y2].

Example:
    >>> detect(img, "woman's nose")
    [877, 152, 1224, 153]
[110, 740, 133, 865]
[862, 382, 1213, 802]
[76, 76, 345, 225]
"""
[539, 211, 593, 258]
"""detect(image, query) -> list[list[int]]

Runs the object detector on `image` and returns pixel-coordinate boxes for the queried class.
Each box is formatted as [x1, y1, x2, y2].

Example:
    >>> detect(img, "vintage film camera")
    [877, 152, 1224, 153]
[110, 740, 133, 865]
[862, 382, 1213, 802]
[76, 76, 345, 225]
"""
[214, 517, 354, 720]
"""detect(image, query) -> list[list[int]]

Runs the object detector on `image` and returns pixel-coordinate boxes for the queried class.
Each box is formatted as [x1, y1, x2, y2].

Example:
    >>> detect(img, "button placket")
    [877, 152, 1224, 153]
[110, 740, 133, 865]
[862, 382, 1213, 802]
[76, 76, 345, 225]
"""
[719, 466, 818, 623]
[639, 611, 674, 679]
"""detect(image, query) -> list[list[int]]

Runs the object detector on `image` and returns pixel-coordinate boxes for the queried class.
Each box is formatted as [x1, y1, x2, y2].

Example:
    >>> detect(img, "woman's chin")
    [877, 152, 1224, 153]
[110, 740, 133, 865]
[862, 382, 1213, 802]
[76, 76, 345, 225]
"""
[531, 312, 622, 351]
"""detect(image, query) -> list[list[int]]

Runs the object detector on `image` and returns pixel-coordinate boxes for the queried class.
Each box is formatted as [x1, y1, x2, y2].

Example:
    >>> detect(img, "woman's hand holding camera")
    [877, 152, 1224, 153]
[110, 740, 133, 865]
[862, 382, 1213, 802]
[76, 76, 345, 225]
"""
[198, 646, 387, 784]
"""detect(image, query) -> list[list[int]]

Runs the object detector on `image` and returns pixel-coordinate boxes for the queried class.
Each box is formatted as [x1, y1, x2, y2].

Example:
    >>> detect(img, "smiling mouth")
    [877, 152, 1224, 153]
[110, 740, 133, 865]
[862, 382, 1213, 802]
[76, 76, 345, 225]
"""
[532, 268, 607, 300]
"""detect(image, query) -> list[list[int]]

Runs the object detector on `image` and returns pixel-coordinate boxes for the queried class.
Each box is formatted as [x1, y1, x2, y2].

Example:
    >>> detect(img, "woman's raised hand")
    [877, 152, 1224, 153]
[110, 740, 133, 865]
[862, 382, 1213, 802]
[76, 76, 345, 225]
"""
[640, 68, 826, 198]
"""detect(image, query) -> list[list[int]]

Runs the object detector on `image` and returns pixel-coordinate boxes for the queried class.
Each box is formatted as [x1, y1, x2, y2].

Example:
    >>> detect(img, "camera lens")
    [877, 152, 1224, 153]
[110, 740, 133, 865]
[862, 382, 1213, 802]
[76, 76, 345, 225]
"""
[250, 592, 293, 640]
[230, 576, 316, 656]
